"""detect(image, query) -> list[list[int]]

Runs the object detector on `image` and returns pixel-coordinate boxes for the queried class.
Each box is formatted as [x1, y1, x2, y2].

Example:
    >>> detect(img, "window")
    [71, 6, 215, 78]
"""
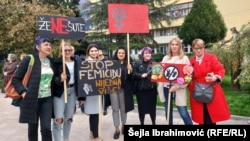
[159, 44, 168, 53]
[169, 2, 193, 18]
[183, 44, 190, 53]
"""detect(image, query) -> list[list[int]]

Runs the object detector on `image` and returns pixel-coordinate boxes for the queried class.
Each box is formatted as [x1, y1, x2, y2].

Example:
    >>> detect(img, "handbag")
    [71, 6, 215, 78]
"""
[4, 55, 34, 100]
[192, 83, 214, 103]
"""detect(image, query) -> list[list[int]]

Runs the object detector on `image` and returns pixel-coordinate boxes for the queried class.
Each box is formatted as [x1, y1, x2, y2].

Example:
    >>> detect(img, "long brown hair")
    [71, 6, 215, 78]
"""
[85, 43, 99, 60]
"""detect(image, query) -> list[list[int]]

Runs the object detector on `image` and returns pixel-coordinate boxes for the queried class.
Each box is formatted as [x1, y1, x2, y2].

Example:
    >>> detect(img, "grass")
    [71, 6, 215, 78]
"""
[134, 75, 250, 117]
[221, 75, 250, 117]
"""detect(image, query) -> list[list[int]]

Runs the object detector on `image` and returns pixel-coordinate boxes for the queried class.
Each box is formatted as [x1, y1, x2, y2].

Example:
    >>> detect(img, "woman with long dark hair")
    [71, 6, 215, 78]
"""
[110, 46, 134, 139]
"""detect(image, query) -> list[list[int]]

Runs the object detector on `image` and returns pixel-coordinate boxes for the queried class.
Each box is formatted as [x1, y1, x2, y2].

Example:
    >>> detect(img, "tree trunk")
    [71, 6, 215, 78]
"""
[230, 59, 242, 91]
[230, 72, 241, 91]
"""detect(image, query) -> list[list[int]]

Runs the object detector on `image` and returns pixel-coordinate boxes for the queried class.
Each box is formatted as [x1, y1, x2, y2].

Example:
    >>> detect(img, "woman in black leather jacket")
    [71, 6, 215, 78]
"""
[133, 46, 157, 125]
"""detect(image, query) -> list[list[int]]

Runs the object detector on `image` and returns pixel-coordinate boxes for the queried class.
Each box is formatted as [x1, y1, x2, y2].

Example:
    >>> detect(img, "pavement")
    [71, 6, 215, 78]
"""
[0, 93, 250, 141]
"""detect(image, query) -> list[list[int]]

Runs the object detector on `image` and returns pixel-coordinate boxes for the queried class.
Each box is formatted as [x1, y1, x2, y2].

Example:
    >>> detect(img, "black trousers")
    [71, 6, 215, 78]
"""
[202, 103, 216, 125]
[89, 114, 99, 138]
[28, 97, 52, 141]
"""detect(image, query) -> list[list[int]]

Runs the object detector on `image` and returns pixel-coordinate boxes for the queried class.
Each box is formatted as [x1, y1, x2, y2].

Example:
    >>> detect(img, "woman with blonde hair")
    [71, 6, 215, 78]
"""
[52, 42, 81, 141]
[157, 37, 193, 125]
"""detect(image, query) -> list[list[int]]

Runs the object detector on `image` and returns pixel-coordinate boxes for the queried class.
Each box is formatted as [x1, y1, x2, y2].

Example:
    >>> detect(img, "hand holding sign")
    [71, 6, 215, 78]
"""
[83, 83, 93, 95]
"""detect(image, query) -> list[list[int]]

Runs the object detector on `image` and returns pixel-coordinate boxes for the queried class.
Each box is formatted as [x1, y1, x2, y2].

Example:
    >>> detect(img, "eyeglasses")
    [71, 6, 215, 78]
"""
[192, 47, 204, 51]
[64, 49, 72, 52]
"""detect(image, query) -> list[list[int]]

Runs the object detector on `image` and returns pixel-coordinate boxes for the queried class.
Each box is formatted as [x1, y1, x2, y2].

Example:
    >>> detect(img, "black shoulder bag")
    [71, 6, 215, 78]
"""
[192, 83, 214, 103]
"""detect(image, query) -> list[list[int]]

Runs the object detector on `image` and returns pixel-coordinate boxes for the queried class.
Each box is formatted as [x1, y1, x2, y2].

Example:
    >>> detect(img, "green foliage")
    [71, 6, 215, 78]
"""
[178, 0, 227, 46]
[153, 52, 165, 62]
[211, 21, 250, 90]
[209, 45, 232, 75]
[231, 21, 250, 84]
[0, 0, 77, 55]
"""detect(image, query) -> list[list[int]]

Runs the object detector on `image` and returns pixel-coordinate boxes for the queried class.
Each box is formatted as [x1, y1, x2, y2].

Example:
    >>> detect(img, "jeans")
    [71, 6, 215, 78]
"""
[177, 106, 193, 125]
[53, 87, 76, 141]
[163, 87, 193, 125]
[28, 97, 52, 141]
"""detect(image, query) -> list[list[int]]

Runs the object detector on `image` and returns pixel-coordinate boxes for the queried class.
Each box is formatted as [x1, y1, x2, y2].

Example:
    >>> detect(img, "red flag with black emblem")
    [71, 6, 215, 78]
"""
[108, 3, 149, 33]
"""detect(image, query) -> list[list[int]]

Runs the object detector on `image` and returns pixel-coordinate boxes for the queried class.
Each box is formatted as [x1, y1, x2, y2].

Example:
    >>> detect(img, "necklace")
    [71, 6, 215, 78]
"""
[40, 58, 50, 67]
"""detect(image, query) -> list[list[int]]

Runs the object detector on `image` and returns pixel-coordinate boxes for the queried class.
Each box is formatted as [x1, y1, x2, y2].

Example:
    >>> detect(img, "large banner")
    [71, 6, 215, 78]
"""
[108, 4, 149, 33]
[37, 15, 85, 39]
[78, 60, 121, 96]
[151, 62, 193, 84]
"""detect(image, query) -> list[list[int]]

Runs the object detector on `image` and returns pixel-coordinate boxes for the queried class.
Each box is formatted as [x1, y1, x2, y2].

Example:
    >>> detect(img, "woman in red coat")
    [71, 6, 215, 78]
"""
[189, 38, 230, 125]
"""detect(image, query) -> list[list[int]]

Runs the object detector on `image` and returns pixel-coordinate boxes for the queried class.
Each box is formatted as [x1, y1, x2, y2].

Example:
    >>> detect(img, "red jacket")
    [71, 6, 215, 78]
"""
[189, 52, 230, 124]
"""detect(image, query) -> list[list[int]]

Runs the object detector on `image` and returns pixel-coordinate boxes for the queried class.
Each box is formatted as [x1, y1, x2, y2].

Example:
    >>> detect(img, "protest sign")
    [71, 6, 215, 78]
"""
[78, 60, 122, 96]
[108, 3, 149, 33]
[151, 62, 193, 84]
[37, 15, 85, 39]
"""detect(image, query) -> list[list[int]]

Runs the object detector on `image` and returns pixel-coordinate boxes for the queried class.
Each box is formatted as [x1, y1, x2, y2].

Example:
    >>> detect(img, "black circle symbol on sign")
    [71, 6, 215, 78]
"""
[164, 66, 179, 81]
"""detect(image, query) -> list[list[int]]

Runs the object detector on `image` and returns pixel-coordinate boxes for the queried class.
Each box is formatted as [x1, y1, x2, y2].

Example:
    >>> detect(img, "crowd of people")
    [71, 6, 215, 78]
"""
[1, 36, 230, 141]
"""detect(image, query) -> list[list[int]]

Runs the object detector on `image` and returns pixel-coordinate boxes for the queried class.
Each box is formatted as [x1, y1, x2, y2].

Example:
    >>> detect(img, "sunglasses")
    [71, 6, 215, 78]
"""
[64, 49, 72, 52]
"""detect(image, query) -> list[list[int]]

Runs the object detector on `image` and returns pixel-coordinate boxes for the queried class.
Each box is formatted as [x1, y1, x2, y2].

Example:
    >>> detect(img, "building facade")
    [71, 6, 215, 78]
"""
[80, 0, 250, 60]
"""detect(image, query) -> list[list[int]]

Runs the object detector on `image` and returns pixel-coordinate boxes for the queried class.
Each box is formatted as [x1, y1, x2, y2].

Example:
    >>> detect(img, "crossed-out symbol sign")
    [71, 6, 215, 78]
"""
[164, 66, 179, 81]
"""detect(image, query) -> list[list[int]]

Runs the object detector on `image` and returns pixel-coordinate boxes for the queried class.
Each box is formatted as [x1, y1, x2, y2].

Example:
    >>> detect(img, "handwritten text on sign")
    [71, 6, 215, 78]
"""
[37, 15, 85, 39]
[78, 60, 121, 96]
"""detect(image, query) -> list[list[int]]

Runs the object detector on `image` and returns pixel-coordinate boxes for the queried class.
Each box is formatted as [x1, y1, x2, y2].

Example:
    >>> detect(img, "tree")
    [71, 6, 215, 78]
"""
[0, 0, 77, 56]
[229, 22, 250, 91]
[213, 22, 250, 91]
[178, 0, 227, 46]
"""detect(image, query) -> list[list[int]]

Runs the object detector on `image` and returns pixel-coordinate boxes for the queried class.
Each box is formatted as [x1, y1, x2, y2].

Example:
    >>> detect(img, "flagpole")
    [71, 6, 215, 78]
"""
[61, 39, 68, 103]
[127, 33, 130, 74]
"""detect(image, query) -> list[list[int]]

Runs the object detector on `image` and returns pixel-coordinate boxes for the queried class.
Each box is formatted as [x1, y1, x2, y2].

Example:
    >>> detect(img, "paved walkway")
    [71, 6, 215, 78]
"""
[0, 93, 250, 141]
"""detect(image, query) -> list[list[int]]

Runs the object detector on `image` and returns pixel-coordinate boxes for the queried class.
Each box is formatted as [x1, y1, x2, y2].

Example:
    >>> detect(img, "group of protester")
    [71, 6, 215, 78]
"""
[1, 36, 230, 141]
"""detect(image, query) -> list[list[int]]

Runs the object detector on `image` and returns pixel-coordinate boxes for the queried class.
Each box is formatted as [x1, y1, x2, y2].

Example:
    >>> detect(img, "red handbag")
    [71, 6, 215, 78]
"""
[4, 55, 34, 99]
